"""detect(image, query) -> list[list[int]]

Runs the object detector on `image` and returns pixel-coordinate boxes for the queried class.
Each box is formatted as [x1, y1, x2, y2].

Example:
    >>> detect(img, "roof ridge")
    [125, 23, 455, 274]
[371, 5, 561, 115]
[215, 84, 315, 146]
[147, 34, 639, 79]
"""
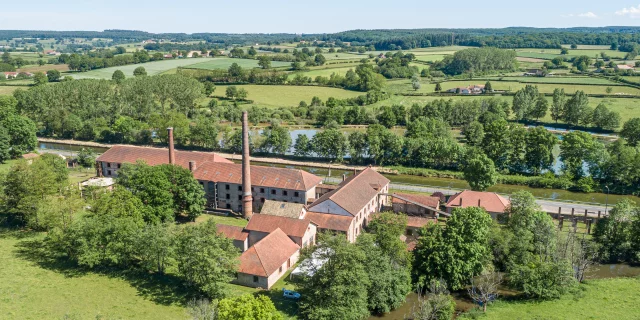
[254, 229, 282, 275]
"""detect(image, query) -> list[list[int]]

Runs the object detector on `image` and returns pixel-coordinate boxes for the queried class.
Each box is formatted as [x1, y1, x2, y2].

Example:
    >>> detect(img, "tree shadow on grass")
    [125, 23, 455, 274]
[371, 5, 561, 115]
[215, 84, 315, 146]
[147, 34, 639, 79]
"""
[257, 289, 299, 319]
[12, 234, 193, 307]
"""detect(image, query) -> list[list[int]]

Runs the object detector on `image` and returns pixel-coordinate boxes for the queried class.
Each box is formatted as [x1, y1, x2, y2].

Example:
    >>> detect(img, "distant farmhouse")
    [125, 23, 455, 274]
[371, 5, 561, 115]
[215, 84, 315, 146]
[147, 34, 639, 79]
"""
[447, 84, 486, 94]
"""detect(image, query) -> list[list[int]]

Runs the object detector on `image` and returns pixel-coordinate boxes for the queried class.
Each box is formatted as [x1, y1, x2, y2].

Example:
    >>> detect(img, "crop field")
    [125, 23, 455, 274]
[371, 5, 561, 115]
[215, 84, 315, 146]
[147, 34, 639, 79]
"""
[66, 58, 209, 79]
[185, 58, 290, 70]
[17, 64, 69, 74]
[215, 84, 362, 107]
[561, 44, 611, 50]
[471, 277, 640, 320]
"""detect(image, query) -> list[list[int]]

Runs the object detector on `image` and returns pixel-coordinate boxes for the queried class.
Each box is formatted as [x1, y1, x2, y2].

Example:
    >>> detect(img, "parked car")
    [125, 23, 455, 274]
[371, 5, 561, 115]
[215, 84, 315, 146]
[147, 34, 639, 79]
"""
[283, 288, 301, 300]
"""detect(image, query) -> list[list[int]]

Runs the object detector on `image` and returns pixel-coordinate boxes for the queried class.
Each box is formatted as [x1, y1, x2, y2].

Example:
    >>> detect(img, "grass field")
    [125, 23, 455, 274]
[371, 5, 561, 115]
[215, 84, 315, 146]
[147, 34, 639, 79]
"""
[215, 84, 362, 107]
[288, 66, 355, 79]
[386, 79, 640, 95]
[516, 48, 627, 60]
[0, 230, 187, 320]
[66, 58, 210, 79]
[186, 58, 290, 70]
[469, 277, 640, 319]
[484, 76, 619, 85]
[0, 86, 30, 95]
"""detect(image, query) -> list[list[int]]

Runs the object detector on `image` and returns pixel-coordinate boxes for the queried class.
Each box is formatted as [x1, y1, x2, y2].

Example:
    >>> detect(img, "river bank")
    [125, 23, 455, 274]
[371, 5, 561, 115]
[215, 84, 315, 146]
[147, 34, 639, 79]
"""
[37, 138, 640, 206]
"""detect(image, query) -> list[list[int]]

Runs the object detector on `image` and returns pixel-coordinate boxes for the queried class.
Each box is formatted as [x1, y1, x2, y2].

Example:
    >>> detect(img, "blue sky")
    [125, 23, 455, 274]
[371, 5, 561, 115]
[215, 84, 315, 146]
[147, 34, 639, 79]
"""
[1, 1, 640, 33]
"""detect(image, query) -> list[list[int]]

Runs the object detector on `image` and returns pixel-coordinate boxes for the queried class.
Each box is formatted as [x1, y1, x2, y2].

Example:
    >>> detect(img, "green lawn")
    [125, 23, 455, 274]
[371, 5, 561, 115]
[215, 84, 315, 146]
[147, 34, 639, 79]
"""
[0, 230, 187, 320]
[469, 277, 640, 319]
[185, 58, 290, 70]
[66, 58, 210, 79]
[195, 214, 248, 227]
[215, 84, 362, 107]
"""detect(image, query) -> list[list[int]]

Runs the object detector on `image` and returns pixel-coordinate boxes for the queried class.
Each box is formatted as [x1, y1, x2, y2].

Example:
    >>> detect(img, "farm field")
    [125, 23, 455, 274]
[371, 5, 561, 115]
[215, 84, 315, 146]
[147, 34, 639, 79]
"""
[186, 58, 290, 70]
[0, 86, 29, 95]
[289, 66, 355, 79]
[414, 54, 447, 62]
[215, 84, 362, 107]
[387, 79, 640, 95]
[17, 64, 69, 74]
[66, 58, 210, 79]
[469, 277, 640, 320]
[368, 91, 640, 125]
[516, 48, 626, 60]
[322, 52, 363, 60]
[483, 76, 619, 85]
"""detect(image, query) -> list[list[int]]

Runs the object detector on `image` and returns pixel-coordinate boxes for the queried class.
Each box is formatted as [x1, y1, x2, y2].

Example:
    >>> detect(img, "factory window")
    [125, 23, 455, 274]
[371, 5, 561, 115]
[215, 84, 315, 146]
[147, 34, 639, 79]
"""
[238, 185, 242, 191]
[261, 198, 265, 203]
[107, 163, 111, 168]
[225, 194, 230, 199]
[225, 184, 230, 190]
[238, 195, 242, 201]
[294, 192, 299, 197]
[283, 190, 288, 196]
[117, 164, 121, 168]
[253, 276, 259, 283]
[271, 190, 276, 195]
[260, 188, 265, 193]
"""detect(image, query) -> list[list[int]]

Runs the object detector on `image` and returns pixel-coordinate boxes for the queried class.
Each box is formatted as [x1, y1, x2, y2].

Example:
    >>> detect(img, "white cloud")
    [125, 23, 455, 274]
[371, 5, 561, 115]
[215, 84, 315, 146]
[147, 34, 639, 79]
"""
[616, 5, 640, 18]
[562, 12, 598, 18]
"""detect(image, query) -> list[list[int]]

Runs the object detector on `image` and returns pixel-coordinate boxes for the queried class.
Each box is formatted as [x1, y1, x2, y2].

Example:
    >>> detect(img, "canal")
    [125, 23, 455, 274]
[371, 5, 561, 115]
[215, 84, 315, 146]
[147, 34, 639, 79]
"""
[39, 141, 639, 206]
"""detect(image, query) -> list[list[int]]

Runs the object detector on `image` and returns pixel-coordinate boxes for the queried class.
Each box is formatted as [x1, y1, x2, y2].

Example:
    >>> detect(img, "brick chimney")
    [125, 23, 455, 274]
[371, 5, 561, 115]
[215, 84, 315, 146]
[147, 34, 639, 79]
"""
[188, 161, 196, 172]
[167, 127, 175, 165]
[241, 111, 253, 219]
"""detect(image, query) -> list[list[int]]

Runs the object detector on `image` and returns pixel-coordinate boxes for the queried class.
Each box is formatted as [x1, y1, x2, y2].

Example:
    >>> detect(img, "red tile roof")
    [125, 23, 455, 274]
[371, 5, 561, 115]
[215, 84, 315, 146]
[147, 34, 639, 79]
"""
[21, 153, 40, 159]
[305, 211, 353, 232]
[245, 214, 314, 238]
[217, 224, 249, 242]
[238, 228, 300, 277]
[194, 162, 322, 191]
[308, 167, 389, 216]
[392, 193, 440, 208]
[445, 190, 510, 213]
[96, 145, 232, 169]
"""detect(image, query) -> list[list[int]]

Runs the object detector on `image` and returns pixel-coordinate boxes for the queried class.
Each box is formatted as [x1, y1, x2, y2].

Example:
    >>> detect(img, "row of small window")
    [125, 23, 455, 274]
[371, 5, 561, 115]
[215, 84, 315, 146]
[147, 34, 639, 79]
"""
[105, 163, 121, 169]
[223, 184, 299, 197]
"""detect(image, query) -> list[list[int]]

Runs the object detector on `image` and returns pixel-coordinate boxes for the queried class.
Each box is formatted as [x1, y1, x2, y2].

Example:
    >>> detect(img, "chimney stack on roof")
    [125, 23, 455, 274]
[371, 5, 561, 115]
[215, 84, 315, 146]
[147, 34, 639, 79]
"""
[478, 199, 481, 207]
[242, 111, 253, 219]
[188, 161, 196, 172]
[167, 127, 175, 165]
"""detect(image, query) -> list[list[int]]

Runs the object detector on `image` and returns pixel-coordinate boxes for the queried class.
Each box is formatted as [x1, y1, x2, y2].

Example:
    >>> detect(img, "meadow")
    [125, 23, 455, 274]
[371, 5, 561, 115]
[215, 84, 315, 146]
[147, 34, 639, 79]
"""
[214, 84, 362, 107]
[516, 48, 627, 60]
[469, 277, 640, 319]
[185, 58, 290, 70]
[0, 86, 29, 95]
[386, 78, 640, 96]
[66, 58, 208, 79]
[288, 66, 355, 79]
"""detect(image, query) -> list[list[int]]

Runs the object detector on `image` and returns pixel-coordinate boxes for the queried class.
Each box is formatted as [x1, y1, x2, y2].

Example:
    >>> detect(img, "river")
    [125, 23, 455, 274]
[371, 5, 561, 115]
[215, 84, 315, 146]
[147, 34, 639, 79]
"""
[368, 264, 640, 319]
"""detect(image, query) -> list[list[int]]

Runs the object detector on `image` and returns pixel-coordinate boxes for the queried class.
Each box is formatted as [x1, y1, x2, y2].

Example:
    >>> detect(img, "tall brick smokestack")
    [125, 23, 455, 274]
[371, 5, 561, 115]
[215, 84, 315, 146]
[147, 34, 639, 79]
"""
[242, 111, 253, 219]
[167, 127, 175, 165]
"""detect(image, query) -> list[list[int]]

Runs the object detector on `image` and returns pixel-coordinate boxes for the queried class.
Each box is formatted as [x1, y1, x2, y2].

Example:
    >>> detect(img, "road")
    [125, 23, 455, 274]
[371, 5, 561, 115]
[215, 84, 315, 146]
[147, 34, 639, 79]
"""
[325, 177, 610, 219]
